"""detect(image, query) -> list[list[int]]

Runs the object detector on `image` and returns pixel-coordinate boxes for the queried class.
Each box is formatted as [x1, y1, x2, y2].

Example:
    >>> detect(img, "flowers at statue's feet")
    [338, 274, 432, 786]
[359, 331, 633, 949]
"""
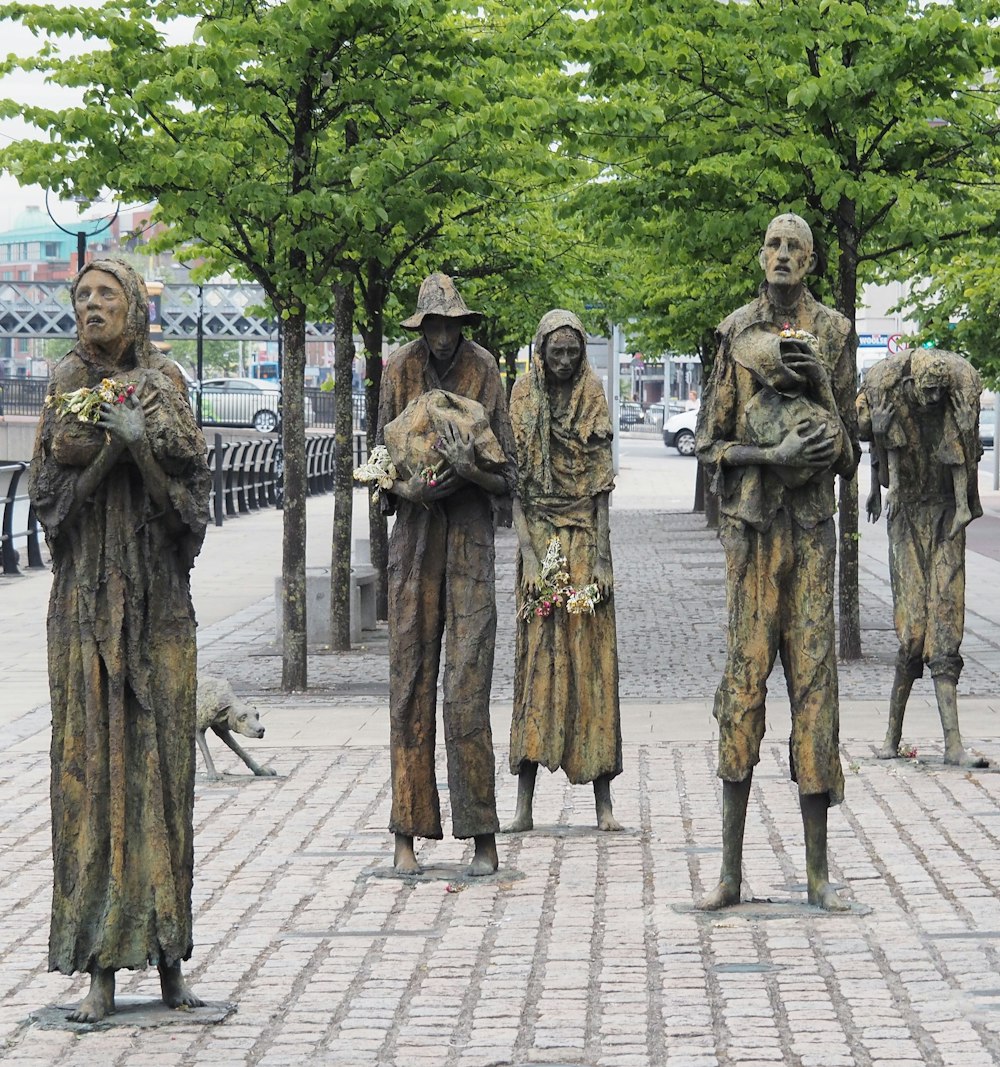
[520, 536, 606, 621]
[47, 378, 136, 423]
[353, 444, 398, 497]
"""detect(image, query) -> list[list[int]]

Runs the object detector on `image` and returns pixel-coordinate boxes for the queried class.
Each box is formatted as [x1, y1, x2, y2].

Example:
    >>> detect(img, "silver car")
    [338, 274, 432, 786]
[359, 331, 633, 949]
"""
[197, 378, 313, 432]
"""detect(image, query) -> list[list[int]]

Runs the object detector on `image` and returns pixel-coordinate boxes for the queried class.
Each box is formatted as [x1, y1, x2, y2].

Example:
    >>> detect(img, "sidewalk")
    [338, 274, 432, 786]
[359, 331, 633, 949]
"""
[1, 454, 1000, 1065]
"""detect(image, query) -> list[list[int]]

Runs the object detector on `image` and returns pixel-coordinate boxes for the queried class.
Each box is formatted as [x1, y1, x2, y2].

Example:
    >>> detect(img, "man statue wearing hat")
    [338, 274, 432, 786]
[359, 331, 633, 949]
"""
[376, 273, 517, 876]
[858, 347, 985, 766]
[695, 212, 860, 911]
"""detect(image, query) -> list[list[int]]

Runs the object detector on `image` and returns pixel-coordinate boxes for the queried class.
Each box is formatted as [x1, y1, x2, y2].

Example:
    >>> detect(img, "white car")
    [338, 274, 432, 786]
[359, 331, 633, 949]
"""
[662, 405, 699, 456]
[197, 378, 313, 432]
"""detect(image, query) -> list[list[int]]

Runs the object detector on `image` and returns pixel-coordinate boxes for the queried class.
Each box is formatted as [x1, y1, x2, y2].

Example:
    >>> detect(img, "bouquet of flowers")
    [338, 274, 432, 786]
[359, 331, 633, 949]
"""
[778, 323, 818, 347]
[520, 536, 606, 621]
[46, 378, 137, 423]
[353, 445, 399, 498]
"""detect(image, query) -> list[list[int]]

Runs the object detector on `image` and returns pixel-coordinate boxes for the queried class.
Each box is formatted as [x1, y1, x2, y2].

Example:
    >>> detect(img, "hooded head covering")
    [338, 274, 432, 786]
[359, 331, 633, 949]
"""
[400, 272, 482, 331]
[514, 309, 614, 498]
[71, 257, 156, 369]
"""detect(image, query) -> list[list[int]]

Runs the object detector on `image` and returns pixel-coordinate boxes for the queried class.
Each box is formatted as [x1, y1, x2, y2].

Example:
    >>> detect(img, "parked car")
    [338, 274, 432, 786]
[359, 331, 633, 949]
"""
[196, 378, 313, 432]
[980, 404, 995, 449]
[619, 401, 643, 430]
[663, 405, 699, 456]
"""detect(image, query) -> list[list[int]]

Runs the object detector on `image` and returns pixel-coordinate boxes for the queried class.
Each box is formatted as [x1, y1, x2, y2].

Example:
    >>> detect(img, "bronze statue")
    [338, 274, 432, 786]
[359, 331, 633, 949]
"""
[858, 348, 985, 765]
[29, 258, 210, 1021]
[375, 273, 517, 876]
[695, 213, 860, 912]
[505, 309, 622, 832]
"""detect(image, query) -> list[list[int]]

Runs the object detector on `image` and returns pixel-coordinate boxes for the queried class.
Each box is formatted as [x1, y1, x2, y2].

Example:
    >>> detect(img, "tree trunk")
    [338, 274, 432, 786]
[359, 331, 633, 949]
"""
[834, 195, 862, 660]
[330, 277, 356, 651]
[358, 267, 388, 621]
[838, 473, 861, 659]
[280, 305, 308, 691]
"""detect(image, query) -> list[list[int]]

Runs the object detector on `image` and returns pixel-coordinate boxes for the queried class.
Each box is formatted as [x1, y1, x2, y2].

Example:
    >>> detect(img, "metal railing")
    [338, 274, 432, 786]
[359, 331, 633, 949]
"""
[0, 462, 44, 576]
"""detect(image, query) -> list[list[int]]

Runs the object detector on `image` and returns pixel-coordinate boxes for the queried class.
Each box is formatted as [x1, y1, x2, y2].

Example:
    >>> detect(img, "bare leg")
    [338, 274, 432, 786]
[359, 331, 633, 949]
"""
[215, 726, 277, 777]
[195, 729, 221, 780]
[502, 763, 537, 833]
[936, 676, 988, 767]
[801, 792, 849, 912]
[594, 775, 623, 831]
[159, 959, 204, 1009]
[68, 966, 115, 1023]
[468, 833, 499, 876]
[698, 776, 751, 910]
[876, 665, 913, 759]
[394, 833, 420, 874]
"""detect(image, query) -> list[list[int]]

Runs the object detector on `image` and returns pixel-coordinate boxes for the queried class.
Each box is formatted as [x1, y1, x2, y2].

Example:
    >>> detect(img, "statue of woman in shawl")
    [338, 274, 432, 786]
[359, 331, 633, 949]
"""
[29, 258, 210, 1022]
[504, 309, 623, 833]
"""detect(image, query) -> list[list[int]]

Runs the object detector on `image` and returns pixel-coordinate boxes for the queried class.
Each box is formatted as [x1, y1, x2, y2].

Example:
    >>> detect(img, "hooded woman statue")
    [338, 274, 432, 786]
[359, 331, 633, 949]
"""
[505, 309, 623, 833]
[29, 258, 210, 1022]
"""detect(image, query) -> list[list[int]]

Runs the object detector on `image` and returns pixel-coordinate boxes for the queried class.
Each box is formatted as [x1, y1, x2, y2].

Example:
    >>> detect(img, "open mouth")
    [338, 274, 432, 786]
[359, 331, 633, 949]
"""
[86, 316, 106, 326]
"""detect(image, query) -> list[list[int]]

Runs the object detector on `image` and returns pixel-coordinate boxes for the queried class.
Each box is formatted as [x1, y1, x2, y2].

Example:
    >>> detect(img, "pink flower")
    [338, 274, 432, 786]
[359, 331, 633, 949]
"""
[116, 394, 125, 403]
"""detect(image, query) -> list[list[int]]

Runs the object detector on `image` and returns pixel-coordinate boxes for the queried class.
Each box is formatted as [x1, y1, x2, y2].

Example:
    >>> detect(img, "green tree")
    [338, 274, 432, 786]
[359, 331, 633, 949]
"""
[584, 0, 1000, 657]
[1, 0, 560, 680]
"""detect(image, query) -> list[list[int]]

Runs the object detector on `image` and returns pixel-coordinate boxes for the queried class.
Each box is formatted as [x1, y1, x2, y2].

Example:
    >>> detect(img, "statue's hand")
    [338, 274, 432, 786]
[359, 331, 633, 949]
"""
[884, 490, 899, 521]
[772, 418, 836, 469]
[520, 549, 542, 597]
[435, 423, 477, 480]
[866, 487, 882, 523]
[780, 346, 830, 393]
[96, 390, 145, 445]
[592, 557, 613, 600]
[397, 464, 459, 504]
[870, 400, 894, 437]
[947, 504, 973, 540]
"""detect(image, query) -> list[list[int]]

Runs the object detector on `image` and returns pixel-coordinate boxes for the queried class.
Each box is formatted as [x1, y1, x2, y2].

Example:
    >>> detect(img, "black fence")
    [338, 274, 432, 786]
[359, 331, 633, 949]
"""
[0, 462, 44, 576]
[0, 378, 48, 417]
[1, 433, 368, 575]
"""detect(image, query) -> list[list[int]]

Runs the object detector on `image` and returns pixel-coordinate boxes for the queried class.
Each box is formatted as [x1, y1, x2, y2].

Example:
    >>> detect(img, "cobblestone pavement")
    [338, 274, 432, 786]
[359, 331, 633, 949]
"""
[198, 510, 1000, 708]
[5, 498, 1000, 1065]
[4, 738, 1000, 1065]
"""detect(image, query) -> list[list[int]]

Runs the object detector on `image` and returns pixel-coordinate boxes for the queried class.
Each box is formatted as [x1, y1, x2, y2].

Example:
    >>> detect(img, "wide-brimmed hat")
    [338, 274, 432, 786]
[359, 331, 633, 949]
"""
[400, 272, 482, 330]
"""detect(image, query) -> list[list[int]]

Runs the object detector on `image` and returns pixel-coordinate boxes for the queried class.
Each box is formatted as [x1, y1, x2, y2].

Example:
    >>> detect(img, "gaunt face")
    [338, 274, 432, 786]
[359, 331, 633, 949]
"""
[421, 315, 463, 362]
[542, 326, 584, 381]
[75, 269, 128, 355]
[759, 217, 815, 290]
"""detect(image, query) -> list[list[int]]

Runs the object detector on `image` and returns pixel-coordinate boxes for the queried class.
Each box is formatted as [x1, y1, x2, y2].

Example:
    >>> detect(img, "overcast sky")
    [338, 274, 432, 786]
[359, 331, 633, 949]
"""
[0, 0, 189, 231]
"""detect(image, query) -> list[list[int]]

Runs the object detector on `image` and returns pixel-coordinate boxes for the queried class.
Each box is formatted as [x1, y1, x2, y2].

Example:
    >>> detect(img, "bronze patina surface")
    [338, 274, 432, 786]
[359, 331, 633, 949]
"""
[29, 258, 210, 1021]
[858, 347, 985, 766]
[695, 214, 860, 913]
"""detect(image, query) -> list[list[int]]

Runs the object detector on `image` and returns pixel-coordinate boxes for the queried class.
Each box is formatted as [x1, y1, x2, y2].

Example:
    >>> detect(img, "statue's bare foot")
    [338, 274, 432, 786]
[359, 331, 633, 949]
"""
[501, 811, 533, 833]
[68, 969, 115, 1023]
[597, 808, 624, 832]
[944, 745, 989, 769]
[467, 833, 498, 877]
[697, 877, 741, 911]
[393, 834, 420, 874]
[159, 961, 204, 1009]
[875, 741, 900, 759]
[808, 881, 850, 912]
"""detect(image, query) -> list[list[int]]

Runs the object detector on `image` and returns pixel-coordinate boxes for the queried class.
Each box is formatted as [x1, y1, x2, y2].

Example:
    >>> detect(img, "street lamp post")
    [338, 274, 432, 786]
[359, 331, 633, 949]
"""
[44, 191, 119, 271]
